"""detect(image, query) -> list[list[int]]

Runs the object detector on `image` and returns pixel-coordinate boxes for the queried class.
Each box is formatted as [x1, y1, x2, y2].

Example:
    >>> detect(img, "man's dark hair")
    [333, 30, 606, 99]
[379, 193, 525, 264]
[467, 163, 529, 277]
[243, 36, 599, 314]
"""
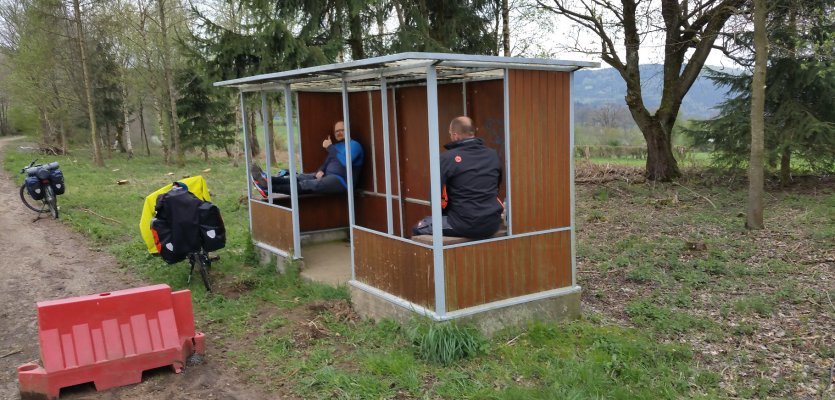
[450, 116, 475, 136]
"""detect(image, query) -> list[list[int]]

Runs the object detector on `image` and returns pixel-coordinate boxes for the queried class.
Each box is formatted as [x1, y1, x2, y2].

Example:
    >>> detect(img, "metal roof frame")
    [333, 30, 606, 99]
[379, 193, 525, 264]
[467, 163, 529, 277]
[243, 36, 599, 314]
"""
[214, 52, 599, 91]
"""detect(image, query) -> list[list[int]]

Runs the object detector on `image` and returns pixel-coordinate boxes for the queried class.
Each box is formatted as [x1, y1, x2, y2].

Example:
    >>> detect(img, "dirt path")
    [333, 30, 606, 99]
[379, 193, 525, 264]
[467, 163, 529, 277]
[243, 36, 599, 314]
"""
[0, 137, 268, 400]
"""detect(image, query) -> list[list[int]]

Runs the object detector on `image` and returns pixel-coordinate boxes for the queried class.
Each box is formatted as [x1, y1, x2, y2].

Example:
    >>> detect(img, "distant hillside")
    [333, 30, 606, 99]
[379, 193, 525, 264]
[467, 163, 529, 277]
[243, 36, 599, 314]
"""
[574, 64, 738, 120]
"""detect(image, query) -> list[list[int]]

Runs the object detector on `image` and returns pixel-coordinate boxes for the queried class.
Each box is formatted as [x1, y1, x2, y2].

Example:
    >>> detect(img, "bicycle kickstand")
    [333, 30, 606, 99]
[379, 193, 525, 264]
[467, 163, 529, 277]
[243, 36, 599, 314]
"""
[187, 258, 195, 285]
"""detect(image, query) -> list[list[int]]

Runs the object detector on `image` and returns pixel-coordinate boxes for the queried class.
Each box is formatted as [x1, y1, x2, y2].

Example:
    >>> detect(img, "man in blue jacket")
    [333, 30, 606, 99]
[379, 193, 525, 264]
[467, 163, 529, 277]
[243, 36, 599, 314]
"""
[412, 116, 503, 239]
[252, 121, 364, 195]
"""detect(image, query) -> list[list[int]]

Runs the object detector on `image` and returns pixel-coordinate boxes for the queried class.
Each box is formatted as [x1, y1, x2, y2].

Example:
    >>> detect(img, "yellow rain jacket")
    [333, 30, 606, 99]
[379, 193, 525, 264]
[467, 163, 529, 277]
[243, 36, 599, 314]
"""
[139, 175, 211, 254]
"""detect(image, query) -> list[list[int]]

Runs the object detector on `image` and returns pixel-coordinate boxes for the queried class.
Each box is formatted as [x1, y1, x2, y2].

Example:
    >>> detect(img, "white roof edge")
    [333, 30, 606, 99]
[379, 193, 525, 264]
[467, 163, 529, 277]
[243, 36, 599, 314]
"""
[213, 52, 600, 88]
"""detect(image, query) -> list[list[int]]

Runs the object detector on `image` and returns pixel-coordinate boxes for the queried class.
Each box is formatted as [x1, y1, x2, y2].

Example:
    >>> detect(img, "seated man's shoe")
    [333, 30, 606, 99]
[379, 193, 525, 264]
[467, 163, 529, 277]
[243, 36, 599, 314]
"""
[250, 164, 269, 198]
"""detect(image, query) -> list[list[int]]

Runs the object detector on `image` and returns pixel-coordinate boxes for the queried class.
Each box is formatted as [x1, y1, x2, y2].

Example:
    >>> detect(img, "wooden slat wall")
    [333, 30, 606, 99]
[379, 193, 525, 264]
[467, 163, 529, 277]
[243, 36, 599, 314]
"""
[273, 196, 348, 232]
[250, 201, 293, 252]
[354, 89, 403, 235]
[369, 90, 399, 196]
[395, 85, 429, 201]
[395, 84, 464, 202]
[347, 92, 374, 192]
[297, 92, 344, 172]
[508, 70, 571, 233]
[443, 230, 572, 311]
[354, 195, 402, 234]
[466, 79, 506, 200]
[353, 228, 435, 309]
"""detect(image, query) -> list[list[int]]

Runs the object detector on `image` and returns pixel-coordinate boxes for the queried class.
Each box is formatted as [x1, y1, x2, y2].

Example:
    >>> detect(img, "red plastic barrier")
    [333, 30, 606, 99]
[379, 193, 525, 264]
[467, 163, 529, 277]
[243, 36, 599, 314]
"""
[17, 284, 205, 400]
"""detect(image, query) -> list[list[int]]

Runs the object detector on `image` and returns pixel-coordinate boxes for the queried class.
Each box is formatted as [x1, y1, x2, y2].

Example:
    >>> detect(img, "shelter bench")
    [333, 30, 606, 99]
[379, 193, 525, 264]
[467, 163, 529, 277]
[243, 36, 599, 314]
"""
[411, 227, 508, 246]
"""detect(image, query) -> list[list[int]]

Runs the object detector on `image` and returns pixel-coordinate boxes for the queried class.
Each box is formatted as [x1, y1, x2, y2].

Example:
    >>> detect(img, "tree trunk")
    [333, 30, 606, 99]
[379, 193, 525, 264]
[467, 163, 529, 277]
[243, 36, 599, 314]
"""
[231, 99, 240, 167]
[139, 101, 150, 156]
[501, 0, 510, 56]
[115, 122, 126, 153]
[348, 3, 364, 60]
[267, 99, 278, 159]
[779, 147, 790, 187]
[104, 121, 112, 158]
[202, 144, 208, 161]
[154, 96, 171, 163]
[58, 119, 67, 155]
[72, 0, 102, 166]
[747, 0, 767, 230]
[38, 108, 49, 144]
[633, 118, 680, 181]
[50, 82, 67, 154]
[121, 71, 134, 159]
[248, 109, 260, 157]
[158, 0, 184, 167]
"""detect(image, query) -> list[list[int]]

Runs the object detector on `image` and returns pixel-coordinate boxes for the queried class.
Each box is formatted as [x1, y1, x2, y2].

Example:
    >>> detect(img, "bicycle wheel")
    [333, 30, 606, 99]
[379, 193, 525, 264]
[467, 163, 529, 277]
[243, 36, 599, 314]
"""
[197, 252, 212, 292]
[19, 183, 50, 214]
[45, 185, 59, 219]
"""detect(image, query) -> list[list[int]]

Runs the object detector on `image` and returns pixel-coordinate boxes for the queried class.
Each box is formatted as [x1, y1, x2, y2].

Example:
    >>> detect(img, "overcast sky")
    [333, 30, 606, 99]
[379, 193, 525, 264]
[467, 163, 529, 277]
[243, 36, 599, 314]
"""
[511, 4, 743, 71]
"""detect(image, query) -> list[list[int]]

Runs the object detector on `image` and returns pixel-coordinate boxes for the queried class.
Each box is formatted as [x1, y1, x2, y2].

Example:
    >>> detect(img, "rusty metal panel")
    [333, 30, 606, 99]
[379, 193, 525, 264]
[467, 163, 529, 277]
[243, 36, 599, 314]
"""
[354, 195, 401, 234]
[297, 92, 344, 172]
[466, 79, 506, 200]
[395, 83, 464, 203]
[250, 201, 293, 253]
[369, 90, 400, 196]
[443, 231, 572, 311]
[395, 85, 430, 201]
[507, 70, 571, 233]
[347, 91, 374, 192]
[272, 196, 348, 232]
[402, 201, 430, 237]
[353, 228, 435, 309]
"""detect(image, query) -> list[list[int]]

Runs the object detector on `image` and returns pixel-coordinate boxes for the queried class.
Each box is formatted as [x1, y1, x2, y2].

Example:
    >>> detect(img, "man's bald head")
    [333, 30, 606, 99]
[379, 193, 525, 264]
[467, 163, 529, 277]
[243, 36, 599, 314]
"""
[449, 116, 475, 139]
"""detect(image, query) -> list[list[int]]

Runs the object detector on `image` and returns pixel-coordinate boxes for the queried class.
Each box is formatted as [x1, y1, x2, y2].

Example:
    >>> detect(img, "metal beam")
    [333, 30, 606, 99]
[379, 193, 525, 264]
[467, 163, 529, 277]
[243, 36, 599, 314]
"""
[240, 91, 253, 234]
[283, 85, 302, 259]
[341, 80, 358, 281]
[426, 65, 446, 317]
[380, 77, 394, 235]
[503, 69, 513, 235]
[569, 72, 577, 287]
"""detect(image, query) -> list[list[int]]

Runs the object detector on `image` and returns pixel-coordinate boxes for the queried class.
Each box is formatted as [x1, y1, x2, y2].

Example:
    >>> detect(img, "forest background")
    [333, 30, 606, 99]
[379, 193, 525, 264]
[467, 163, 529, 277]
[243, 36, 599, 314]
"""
[0, 0, 831, 182]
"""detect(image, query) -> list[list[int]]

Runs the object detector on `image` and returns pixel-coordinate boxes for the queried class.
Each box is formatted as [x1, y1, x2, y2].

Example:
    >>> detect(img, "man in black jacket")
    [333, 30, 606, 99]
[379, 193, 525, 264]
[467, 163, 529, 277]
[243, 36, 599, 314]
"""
[412, 116, 503, 239]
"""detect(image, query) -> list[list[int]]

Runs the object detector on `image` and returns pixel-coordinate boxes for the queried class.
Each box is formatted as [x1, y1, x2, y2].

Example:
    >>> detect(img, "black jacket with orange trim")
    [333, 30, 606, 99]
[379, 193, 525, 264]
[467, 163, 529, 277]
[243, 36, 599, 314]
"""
[440, 137, 503, 238]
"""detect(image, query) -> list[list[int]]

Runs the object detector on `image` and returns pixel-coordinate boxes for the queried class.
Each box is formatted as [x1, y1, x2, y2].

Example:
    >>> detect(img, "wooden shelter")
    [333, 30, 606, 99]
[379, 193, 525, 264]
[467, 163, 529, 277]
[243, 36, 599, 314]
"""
[215, 53, 598, 326]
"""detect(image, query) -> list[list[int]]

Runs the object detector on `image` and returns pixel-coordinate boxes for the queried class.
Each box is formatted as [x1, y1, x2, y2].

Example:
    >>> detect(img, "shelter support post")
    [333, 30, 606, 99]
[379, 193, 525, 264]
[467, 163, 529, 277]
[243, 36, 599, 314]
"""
[569, 72, 576, 287]
[380, 77, 394, 235]
[503, 69, 512, 235]
[426, 65, 446, 317]
[341, 79, 357, 280]
[283, 85, 302, 259]
[240, 92, 253, 233]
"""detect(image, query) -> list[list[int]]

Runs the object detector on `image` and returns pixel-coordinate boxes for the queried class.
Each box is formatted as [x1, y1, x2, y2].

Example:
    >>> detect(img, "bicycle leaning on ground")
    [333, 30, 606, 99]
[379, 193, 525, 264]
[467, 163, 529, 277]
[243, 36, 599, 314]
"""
[19, 159, 65, 219]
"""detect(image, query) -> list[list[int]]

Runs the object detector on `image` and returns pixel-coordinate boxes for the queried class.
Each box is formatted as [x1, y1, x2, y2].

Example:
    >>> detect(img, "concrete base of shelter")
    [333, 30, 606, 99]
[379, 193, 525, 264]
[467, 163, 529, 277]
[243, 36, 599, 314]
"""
[349, 285, 582, 336]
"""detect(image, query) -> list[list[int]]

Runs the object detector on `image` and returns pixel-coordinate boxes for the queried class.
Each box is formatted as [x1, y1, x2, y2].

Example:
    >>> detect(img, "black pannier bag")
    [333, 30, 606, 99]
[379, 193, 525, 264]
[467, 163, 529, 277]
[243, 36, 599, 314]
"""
[49, 169, 65, 195]
[197, 202, 226, 252]
[152, 187, 203, 264]
[151, 217, 185, 264]
[25, 176, 44, 200]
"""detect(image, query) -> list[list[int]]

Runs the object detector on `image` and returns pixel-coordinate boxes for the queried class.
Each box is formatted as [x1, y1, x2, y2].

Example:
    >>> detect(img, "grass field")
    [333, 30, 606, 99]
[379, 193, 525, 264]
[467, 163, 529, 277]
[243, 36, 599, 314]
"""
[5, 141, 833, 398]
